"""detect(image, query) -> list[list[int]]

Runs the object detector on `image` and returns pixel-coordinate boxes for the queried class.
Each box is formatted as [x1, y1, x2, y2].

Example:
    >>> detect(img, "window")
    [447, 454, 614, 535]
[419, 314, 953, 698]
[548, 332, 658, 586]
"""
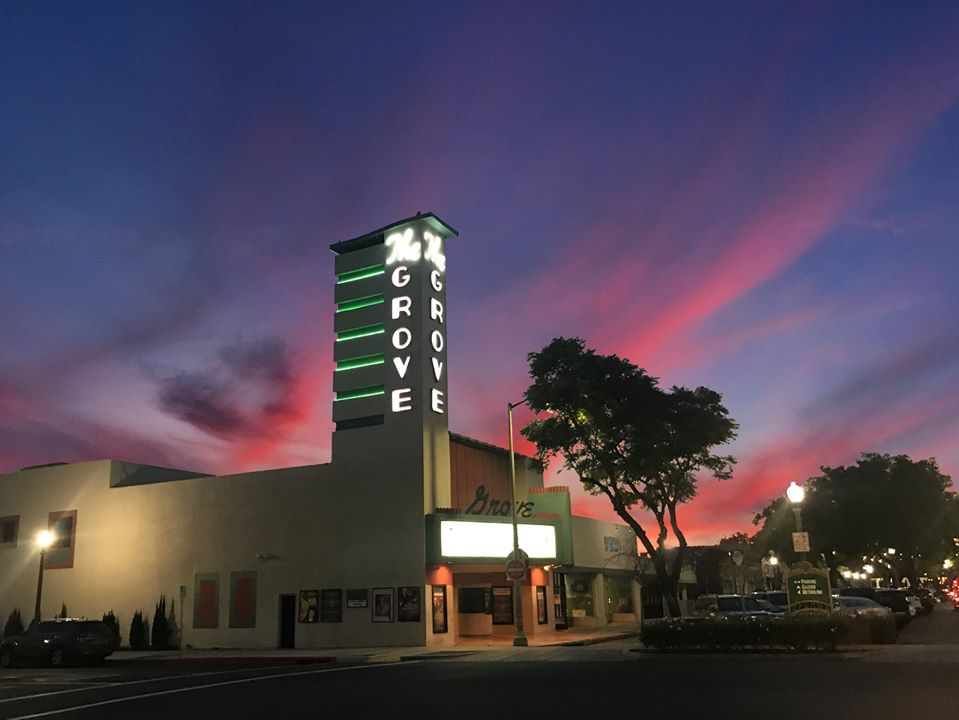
[0, 516, 19, 547]
[46, 510, 77, 569]
[193, 573, 220, 629]
[229, 572, 257, 628]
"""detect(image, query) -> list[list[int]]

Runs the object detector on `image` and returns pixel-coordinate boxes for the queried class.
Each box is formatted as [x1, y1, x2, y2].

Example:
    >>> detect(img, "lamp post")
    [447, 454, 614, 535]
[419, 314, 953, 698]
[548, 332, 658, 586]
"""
[786, 481, 806, 563]
[34, 530, 54, 623]
[507, 399, 528, 647]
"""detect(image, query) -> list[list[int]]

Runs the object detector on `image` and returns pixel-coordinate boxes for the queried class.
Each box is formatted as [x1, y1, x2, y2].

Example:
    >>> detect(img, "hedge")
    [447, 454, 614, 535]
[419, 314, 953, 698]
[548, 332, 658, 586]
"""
[641, 615, 851, 651]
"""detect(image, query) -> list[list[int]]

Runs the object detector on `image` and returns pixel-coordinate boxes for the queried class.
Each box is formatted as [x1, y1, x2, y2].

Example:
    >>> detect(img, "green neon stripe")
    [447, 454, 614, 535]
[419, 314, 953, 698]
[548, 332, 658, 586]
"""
[336, 293, 385, 313]
[336, 264, 385, 284]
[335, 353, 385, 371]
[335, 385, 386, 401]
[336, 323, 385, 342]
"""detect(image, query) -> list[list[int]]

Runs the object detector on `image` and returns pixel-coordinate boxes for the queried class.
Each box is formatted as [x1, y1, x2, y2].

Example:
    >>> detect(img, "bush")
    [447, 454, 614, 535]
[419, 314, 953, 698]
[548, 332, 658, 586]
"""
[129, 610, 149, 649]
[641, 615, 850, 651]
[151, 596, 172, 650]
[102, 611, 122, 648]
[843, 614, 898, 644]
[3, 609, 24, 639]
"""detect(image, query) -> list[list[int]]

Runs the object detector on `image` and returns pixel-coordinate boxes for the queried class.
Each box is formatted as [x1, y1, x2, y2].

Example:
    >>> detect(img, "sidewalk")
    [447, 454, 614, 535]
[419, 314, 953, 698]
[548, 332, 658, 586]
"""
[109, 622, 641, 665]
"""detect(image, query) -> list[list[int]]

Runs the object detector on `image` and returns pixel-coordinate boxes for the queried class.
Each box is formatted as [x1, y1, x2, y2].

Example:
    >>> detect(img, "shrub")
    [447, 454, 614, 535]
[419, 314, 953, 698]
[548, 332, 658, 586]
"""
[129, 610, 149, 649]
[102, 611, 122, 648]
[641, 615, 849, 651]
[3, 609, 24, 639]
[151, 595, 172, 650]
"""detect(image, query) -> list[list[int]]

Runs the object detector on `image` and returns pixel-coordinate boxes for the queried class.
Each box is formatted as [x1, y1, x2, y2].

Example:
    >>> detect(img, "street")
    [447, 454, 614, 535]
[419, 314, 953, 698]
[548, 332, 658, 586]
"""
[1, 605, 958, 720]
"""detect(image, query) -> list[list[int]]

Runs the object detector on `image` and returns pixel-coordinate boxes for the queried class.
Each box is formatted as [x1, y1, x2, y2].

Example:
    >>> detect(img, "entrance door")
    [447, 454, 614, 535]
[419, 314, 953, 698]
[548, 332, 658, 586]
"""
[278, 594, 296, 648]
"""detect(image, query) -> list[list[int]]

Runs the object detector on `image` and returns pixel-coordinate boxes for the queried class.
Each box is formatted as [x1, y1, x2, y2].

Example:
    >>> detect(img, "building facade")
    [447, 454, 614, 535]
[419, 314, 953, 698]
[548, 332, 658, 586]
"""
[0, 213, 640, 649]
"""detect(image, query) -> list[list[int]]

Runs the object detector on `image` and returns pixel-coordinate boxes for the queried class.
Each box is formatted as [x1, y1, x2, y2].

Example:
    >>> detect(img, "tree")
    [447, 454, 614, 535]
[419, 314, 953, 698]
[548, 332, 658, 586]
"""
[102, 611, 122, 648]
[521, 337, 738, 617]
[752, 453, 959, 585]
[129, 610, 148, 649]
[151, 595, 171, 649]
[3, 609, 24, 639]
[57, 603, 68, 619]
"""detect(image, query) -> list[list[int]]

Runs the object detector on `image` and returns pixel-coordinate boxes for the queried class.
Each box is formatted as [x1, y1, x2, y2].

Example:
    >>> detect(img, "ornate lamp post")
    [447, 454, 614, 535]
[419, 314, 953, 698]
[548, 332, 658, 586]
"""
[34, 530, 54, 623]
[786, 481, 807, 562]
[507, 399, 528, 647]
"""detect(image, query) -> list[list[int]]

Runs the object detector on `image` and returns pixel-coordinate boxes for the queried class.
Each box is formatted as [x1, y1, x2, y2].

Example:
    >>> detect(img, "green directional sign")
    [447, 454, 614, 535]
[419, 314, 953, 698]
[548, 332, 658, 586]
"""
[783, 561, 832, 615]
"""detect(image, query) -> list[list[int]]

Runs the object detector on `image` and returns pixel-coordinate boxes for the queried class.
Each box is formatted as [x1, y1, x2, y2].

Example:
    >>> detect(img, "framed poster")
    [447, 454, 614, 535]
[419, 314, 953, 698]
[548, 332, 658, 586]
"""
[298, 590, 319, 623]
[320, 589, 342, 623]
[536, 586, 548, 624]
[431, 585, 448, 634]
[346, 588, 368, 608]
[397, 586, 421, 622]
[372, 587, 393, 622]
[491, 586, 513, 625]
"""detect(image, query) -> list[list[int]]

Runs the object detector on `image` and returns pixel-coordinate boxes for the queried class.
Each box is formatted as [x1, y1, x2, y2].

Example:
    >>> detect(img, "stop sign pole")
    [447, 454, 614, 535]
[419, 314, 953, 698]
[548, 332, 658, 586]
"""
[507, 400, 528, 647]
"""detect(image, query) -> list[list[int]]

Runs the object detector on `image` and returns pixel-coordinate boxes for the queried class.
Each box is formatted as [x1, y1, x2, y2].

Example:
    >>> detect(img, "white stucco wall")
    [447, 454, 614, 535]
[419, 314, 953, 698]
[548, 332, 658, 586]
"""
[0, 458, 429, 649]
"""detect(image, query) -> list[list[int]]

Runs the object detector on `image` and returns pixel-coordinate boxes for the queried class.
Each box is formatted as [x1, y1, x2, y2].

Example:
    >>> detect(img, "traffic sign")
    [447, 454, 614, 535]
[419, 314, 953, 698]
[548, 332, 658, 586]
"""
[506, 559, 526, 581]
[508, 548, 529, 563]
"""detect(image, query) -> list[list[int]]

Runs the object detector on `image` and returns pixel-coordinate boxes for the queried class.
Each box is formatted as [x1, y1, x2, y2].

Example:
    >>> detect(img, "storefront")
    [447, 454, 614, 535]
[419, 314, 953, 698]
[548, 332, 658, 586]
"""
[0, 212, 639, 649]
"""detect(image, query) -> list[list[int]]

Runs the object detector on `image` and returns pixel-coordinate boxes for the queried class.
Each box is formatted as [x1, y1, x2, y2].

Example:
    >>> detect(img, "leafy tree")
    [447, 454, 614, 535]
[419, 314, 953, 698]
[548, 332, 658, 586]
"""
[151, 595, 171, 649]
[3, 609, 24, 639]
[521, 337, 738, 617]
[753, 453, 959, 585]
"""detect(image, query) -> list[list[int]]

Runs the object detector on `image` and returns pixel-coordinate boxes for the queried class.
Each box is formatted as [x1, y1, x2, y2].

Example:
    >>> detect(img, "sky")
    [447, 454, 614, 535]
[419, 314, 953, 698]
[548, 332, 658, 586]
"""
[2, 1, 958, 545]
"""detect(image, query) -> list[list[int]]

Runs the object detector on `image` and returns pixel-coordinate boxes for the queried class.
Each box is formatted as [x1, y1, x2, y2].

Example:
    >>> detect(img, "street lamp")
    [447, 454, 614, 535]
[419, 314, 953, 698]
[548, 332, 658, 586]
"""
[34, 530, 54, 623]
[507, 399, 528, 647]
[786, 482, 806, 562]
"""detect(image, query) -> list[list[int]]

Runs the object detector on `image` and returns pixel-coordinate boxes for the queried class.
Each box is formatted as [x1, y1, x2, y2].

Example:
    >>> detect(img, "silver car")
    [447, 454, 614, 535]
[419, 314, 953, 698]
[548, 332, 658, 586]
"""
[832, 595, 892, 619]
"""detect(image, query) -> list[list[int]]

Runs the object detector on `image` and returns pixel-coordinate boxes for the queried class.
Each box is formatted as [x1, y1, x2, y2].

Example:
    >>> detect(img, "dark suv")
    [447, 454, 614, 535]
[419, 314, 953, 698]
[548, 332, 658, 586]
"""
[1, 619, 116, 668]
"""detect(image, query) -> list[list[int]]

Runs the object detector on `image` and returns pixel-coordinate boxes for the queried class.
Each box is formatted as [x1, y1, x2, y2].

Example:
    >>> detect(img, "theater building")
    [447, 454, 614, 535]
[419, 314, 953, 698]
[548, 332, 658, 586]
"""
[0, 213, 640, 649]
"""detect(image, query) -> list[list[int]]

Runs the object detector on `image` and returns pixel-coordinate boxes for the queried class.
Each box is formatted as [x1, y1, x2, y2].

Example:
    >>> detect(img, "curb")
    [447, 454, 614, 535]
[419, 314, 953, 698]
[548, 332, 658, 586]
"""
[113, 655, 337, 667]
[557, 631, 640, 647]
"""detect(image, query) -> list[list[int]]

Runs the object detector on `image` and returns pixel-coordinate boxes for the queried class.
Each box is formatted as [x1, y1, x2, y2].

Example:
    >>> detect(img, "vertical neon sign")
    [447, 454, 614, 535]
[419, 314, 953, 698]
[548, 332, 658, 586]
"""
[386, 227, 447, 415]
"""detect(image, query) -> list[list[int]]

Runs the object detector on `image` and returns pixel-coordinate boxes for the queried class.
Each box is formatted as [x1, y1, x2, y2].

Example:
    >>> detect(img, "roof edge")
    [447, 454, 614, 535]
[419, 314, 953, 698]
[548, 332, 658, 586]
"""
[330, 212, 458, 255]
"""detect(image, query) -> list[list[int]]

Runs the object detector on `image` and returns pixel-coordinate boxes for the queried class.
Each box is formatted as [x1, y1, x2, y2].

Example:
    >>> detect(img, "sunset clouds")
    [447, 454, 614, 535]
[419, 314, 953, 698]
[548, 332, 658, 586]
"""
[1, 2, 957, 542]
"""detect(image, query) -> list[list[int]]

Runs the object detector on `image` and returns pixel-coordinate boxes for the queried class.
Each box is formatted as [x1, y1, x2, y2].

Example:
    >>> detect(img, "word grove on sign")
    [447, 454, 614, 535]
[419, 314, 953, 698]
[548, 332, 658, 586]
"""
[386, 226, 447, 415]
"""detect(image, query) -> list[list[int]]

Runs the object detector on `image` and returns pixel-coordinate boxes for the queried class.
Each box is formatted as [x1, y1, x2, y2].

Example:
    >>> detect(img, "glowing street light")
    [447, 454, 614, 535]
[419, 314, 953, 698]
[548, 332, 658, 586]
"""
[786, 482, 807, 562]
[863, 564, 875, 575]
[886, 548, 896, 556]
[944, 558, 954, 570]
[34, 530, 55, 623]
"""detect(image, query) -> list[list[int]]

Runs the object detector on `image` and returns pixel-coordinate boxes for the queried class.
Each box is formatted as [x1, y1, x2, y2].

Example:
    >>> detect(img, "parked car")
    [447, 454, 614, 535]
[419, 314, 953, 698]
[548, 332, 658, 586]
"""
[693, 594, 776, 619]
[752, 590, 788, 612]
[839, 587, 911, 627]
[0, 619, 116, 668]
[754, 598, 786, 615]
[911, 588, 935, 615]
[832, 595, 893, 619]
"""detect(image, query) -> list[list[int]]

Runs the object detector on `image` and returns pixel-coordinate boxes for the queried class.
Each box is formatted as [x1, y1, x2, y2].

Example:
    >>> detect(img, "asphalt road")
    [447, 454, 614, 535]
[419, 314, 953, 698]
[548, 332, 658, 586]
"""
[1, 605, 957, 720]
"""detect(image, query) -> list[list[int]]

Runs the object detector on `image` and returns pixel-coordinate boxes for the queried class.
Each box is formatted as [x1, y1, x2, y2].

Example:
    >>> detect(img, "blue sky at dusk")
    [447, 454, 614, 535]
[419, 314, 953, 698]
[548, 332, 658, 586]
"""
[2, 1, 958, 544]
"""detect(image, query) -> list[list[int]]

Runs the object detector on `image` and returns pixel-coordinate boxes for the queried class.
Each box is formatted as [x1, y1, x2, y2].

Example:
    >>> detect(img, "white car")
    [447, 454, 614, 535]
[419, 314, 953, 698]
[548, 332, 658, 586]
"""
[905, 594, 923, 617]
